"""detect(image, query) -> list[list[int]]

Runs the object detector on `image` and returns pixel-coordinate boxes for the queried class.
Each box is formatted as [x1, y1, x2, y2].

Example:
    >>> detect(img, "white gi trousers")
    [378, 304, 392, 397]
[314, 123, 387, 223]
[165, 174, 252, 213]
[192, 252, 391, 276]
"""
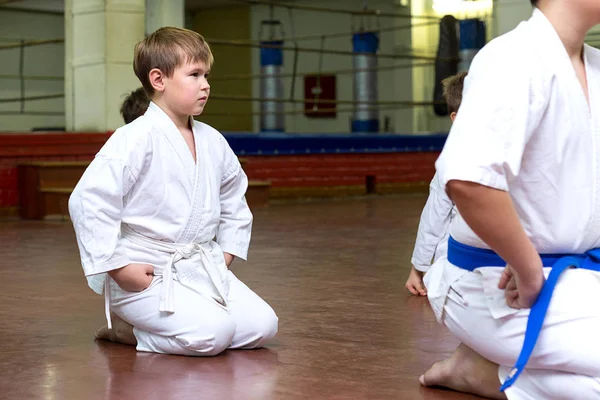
[106, 228, 278, 356]
[108, 271, 278, 356]
[443, 266, 600, 400]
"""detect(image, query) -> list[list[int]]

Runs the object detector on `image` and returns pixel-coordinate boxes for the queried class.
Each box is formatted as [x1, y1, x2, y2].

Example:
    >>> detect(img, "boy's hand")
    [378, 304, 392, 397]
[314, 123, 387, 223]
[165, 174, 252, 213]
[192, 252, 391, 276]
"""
[109, 263, 154, 292]
[405, 266, 427, 296]
[498, 262, 545, 309]
[223, 252, 234, 268]
[447, 180, 546, 309]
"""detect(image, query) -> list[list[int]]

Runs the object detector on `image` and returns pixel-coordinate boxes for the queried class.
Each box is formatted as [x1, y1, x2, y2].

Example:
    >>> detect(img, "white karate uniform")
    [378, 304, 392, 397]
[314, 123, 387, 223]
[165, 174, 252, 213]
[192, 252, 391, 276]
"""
[411, 172, 456, 273]
[69, 102, 278, 356]
[429, 8, 600, 399]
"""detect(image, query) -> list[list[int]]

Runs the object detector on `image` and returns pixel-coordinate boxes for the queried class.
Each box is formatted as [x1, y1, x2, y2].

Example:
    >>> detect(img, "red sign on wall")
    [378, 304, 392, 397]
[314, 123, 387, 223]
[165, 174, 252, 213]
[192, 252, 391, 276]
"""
[304, 74, 336, 118]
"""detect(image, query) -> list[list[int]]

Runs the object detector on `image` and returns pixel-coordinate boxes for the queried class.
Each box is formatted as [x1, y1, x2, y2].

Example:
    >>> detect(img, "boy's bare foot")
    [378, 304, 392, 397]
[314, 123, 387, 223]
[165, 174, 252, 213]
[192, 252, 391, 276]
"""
[420, 344, 506, 399]
[94, 313, 137, 346]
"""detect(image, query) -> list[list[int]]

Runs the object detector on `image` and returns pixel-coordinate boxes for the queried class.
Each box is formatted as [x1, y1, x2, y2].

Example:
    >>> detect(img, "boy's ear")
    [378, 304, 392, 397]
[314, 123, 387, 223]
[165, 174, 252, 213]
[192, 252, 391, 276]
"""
[450, 111, 457, 122]
[149, 68, 166, 92]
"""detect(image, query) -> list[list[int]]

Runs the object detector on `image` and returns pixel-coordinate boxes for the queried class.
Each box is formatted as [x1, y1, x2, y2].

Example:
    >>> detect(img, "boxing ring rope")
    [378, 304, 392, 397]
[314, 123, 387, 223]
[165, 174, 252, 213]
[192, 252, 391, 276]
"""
[0, 74, 63, 81]
[209, 94, 437, 107]
[585, 30, 600, 48]
[208, 61, 434, 83]
[0, 110, 63, 116]
[204, 20, 439, 45]
[207, 38, 439, 61]
[0, 38, 65, 116]
[0, 3, 449, 126]
[0, 34, 441, 121]
[202, 14, 448, 130]
[0, 94, 64, 103]
[225, 0, 440, 20]
[0, 38, 64, 51]
[200, 103, 442, 118]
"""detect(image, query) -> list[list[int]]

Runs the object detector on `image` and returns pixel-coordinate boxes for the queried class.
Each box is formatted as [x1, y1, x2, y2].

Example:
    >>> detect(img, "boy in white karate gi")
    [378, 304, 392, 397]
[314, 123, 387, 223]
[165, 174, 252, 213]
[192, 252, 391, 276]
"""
[419, 0, 600, 398]
[69, 27, 278, 356]
[405, 72, 466, 296]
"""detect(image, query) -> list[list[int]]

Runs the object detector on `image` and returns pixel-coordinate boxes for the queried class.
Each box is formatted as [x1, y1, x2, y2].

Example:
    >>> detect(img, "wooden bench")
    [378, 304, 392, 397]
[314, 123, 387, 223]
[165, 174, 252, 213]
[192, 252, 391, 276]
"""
[18, 162, 89, 220]
[17, 159, 270, 220]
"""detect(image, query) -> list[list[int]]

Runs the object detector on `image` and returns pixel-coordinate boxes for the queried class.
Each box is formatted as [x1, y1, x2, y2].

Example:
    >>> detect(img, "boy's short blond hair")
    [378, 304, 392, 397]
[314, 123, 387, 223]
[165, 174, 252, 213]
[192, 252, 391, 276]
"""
[134, 27, 214, 97]
[442, 71, 468, 115]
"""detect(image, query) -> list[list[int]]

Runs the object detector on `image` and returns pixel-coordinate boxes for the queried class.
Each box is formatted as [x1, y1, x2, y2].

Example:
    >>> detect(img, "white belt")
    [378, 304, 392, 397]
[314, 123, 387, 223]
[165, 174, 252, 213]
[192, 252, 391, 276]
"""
[104, 226, 228, 329]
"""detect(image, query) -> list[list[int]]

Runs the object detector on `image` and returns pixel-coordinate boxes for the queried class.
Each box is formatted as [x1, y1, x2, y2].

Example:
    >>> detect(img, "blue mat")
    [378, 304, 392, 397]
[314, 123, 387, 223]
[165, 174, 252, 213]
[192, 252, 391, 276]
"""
[222, 132, 448, 156]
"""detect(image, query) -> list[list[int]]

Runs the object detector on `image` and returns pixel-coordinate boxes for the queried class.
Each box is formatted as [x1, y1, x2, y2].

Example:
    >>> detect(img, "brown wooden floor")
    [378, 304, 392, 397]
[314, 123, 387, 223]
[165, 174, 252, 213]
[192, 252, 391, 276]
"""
[0, 194, 482, 400]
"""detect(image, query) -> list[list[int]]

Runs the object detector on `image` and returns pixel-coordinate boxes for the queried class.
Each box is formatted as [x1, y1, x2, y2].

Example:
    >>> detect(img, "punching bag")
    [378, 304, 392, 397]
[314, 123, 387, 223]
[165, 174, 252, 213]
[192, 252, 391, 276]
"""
[260, 40, 285, 132]
[352, 31, 380, 133]
[433, 15, 459, 116]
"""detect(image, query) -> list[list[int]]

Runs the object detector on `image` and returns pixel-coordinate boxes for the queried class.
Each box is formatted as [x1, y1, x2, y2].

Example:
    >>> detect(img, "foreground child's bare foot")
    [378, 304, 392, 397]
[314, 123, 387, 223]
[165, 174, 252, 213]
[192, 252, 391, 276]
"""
[94, 313, 137, 346]
[420, 344, 506, 399]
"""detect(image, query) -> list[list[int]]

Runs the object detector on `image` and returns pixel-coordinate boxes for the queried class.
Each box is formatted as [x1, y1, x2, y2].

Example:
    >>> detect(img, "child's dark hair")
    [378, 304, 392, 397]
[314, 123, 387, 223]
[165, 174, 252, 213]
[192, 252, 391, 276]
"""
[530, 0, 537, 5]
[442, 72, 468, 115]
[120, 87, 149, 124]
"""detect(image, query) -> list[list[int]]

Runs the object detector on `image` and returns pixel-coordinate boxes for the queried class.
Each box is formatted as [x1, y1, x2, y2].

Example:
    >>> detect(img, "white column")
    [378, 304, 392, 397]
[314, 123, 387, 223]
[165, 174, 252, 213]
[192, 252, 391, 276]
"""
[392, 0, 413, 133]
[65, 0, 145, 131]
[145, 0, 184, 35]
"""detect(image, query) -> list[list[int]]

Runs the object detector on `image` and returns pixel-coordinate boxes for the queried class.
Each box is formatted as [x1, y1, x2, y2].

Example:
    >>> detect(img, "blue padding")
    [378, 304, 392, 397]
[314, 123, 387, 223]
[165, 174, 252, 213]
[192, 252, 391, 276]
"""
[352, 31, 379, 54]
[220, 132, 448, 156]
[260, 128, 285, 133]
[260, 41, 284, 66]
[477, 20, 486, 48]
[351, 119, 379, 133]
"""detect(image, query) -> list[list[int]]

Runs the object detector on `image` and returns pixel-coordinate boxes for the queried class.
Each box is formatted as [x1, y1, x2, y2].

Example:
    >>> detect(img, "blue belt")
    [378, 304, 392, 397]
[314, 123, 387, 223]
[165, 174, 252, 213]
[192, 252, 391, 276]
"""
[447, 236, 600, 392]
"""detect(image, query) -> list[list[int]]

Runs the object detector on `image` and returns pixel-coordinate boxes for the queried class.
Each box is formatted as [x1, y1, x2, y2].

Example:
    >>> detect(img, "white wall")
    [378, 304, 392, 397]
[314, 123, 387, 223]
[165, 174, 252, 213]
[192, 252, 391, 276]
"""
[250, 0, 413, 134]
[493, 0, 532, 37]
[0, 8, 65, 132]
[496, 0, 600, 43]
[146, 0, 184, 35]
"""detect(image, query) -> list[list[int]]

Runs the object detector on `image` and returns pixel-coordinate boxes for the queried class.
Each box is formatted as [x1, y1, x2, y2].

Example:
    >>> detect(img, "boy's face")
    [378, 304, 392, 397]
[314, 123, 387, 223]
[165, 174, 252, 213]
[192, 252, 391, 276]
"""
[581, 0, 600, 23]
[163, 59, 210, 117]
[559, 0, 600, 25]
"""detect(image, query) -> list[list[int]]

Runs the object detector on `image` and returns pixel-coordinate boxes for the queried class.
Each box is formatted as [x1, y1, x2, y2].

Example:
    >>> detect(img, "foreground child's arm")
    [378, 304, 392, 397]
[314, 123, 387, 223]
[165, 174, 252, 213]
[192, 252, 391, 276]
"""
[69, 132, 153, 292]
[447, 180, 545, 308]
[223, 252, 234, 267]
[216, 137, 253, 267]
[407, 173, 455, 296]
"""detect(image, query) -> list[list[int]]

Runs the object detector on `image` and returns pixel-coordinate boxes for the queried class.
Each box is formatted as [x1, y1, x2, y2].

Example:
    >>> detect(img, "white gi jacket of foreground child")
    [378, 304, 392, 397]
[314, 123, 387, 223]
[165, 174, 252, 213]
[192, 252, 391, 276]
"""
[419, 1, 600, 399]
[69, 27, 278, 356]
[405, 72, 466, 297]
